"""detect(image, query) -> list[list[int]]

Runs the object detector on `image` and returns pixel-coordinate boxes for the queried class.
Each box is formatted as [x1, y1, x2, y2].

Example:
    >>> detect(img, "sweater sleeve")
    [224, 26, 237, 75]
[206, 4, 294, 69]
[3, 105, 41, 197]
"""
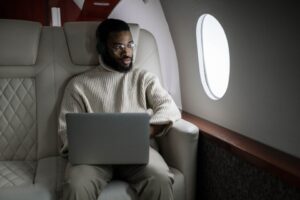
[145, 72, 181, 136]
[58, 80, 85, 156]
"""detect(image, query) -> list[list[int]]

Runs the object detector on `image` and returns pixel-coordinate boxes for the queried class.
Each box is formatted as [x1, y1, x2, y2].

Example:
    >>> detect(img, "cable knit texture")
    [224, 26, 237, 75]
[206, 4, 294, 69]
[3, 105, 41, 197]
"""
[58, 65, 181, 155]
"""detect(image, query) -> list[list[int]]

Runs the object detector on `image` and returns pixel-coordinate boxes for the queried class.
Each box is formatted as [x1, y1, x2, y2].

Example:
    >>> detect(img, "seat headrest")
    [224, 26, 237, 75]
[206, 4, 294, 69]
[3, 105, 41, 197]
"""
[64, 21, 140, 66]
[0, 19, 41, 66]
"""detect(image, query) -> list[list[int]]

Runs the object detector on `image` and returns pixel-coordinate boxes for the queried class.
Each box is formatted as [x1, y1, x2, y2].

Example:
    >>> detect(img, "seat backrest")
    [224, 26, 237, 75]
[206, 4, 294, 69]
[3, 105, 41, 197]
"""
[0, 19, 59, 160]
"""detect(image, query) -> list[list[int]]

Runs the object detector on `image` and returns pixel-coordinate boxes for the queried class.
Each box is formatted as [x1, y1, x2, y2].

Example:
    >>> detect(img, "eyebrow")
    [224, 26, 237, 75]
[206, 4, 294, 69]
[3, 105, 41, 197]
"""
[112, 40, 134, 45]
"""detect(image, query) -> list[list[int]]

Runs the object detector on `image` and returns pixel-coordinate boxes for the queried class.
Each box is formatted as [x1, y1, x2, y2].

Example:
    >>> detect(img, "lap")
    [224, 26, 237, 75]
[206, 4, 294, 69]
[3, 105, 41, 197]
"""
[116, 147, 174, 183]
[64, 163, 113, 183]
[64, 147, 173, 183]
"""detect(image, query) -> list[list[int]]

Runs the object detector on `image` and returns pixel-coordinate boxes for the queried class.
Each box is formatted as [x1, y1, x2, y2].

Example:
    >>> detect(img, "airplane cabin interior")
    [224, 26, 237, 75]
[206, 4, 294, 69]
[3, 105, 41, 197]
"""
[0, 0, 299, 199]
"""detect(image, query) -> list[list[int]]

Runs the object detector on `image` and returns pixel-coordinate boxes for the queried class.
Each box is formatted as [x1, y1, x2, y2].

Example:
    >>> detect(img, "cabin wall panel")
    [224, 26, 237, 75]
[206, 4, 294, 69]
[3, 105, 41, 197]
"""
[160, 0, 300, 158]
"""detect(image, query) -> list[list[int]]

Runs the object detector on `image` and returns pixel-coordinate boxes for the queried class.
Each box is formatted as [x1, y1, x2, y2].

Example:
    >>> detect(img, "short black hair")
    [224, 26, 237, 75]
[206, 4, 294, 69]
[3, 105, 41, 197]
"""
[96, 18, 130, 54]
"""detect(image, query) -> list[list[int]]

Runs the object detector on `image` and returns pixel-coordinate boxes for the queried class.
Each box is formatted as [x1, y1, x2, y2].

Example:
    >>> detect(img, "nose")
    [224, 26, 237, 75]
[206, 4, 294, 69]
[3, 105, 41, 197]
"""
[120, 46, 132, 56]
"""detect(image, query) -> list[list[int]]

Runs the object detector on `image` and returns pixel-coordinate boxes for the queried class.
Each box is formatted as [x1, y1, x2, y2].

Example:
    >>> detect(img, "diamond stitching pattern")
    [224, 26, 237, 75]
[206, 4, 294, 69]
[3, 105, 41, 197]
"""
[0, 161, 36, 188]
[0, 79, 37, 160]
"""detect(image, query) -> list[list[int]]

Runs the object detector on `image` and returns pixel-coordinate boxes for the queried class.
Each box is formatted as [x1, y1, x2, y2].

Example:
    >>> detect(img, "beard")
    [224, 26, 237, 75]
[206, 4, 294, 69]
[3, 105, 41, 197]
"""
[101, 51, 133, 73]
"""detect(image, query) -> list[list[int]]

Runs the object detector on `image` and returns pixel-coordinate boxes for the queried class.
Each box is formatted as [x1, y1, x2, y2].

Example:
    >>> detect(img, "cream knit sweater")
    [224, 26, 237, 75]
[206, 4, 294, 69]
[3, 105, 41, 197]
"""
[58, 65, 181, 154]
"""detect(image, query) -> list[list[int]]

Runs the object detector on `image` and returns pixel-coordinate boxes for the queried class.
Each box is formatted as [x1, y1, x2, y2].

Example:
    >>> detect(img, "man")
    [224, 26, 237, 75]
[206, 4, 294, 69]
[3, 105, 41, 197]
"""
[58, 18, 181, 200]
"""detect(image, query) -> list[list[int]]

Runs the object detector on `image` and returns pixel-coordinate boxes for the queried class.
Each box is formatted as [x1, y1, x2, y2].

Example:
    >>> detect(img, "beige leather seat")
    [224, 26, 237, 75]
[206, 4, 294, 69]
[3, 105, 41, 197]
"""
[0, 19, 63, 200]
[0, 19, 198, 200]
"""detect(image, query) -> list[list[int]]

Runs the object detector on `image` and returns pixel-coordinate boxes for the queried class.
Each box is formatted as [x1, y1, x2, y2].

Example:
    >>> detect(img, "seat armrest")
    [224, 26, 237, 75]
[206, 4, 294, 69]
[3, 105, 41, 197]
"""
[157, 119, 199, 200]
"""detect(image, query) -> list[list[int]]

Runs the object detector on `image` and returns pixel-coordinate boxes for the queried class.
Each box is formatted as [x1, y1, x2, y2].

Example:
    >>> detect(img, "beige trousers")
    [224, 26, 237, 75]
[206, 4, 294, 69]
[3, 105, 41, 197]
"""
[62, 147, 174, 200]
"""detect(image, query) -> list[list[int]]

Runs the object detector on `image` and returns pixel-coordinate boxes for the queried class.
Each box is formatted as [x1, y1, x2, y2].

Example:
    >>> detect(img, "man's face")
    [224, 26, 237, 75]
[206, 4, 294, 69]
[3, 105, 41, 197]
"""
[102, 31, 134, 73]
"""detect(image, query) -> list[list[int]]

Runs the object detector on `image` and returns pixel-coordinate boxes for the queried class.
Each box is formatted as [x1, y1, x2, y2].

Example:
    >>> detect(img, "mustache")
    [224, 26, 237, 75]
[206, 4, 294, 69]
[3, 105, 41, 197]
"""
[121, 56, 132, 59]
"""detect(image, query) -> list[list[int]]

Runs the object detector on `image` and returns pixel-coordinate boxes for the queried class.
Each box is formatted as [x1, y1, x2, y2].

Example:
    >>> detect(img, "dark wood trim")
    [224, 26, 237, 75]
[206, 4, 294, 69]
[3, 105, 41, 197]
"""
[182, 111, 300, 188]
[0, 0, 48, 25]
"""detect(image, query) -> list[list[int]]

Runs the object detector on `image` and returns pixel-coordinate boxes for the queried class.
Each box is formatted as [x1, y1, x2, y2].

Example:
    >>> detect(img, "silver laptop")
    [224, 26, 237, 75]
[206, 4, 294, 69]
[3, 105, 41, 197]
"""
[66, 113, 150, 165]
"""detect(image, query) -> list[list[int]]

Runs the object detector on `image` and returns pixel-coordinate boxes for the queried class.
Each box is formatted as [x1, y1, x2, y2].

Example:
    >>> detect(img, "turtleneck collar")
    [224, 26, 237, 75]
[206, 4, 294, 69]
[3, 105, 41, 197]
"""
[98, 55, 136, 73]
[98, 55, 118, 72]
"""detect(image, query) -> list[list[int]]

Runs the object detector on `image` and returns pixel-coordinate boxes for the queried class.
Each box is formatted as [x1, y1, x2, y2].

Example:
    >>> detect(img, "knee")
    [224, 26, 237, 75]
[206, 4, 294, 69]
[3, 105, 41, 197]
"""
[140, 167, 173, 192]
[63, 175, 91, 200]
[149, 171, 173, 188]
[66, 175, 88, 192]
[137, 171, 173, 199]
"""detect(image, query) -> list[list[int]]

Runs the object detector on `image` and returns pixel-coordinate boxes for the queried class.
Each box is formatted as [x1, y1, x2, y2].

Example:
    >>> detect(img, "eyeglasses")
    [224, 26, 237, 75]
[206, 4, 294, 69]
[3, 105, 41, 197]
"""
[111, 42, 136, 53]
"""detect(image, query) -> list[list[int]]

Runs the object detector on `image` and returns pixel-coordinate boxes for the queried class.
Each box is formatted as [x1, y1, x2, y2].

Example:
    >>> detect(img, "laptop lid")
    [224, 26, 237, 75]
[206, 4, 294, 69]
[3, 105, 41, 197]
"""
[66, 113, 150, 165]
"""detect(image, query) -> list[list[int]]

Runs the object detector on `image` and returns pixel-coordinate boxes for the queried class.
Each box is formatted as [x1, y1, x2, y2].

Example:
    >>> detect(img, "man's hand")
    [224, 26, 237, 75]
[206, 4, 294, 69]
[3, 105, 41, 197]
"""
[149, 124, 168, 138]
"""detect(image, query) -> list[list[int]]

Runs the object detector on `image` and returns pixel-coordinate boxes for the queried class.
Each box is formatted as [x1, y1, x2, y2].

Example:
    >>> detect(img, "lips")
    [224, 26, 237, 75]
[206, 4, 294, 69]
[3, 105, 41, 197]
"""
[121, 57, 132, 66]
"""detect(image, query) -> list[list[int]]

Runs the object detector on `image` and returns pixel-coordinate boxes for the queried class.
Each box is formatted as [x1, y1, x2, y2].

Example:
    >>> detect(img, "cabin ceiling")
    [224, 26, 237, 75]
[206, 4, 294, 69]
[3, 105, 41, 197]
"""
[0, 0, 120, 25]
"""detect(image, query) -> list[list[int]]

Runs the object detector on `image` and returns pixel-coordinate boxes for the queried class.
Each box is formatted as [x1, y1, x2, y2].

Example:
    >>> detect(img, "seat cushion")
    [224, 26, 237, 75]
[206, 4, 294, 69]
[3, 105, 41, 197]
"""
[0, 184, 52, 200]
[0, 157, 65, 200]
[0, 161, 36, 188]
[172, 167, 185, 200]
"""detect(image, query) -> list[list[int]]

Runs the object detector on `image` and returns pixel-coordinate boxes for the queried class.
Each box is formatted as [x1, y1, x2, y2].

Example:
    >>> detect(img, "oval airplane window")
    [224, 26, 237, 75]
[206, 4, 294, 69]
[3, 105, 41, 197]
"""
[196, 14, 230, 100]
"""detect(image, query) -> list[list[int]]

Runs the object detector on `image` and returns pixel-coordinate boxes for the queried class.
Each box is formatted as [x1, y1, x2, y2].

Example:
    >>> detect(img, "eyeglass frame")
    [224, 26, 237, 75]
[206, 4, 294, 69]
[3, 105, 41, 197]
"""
[110, 41, 136, 53]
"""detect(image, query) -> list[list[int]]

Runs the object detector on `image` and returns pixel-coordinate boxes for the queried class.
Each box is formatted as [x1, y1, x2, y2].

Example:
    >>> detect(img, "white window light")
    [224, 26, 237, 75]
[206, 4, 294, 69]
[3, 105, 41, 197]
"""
[196, 14, 230, 100]
[51, 7, 61, 27]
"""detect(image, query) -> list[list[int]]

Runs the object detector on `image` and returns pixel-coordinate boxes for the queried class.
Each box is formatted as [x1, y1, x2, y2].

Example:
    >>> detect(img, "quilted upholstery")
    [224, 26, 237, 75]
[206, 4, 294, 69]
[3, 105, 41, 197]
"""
[0, 78, 36, 161]
[0, 161, 36, 188]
